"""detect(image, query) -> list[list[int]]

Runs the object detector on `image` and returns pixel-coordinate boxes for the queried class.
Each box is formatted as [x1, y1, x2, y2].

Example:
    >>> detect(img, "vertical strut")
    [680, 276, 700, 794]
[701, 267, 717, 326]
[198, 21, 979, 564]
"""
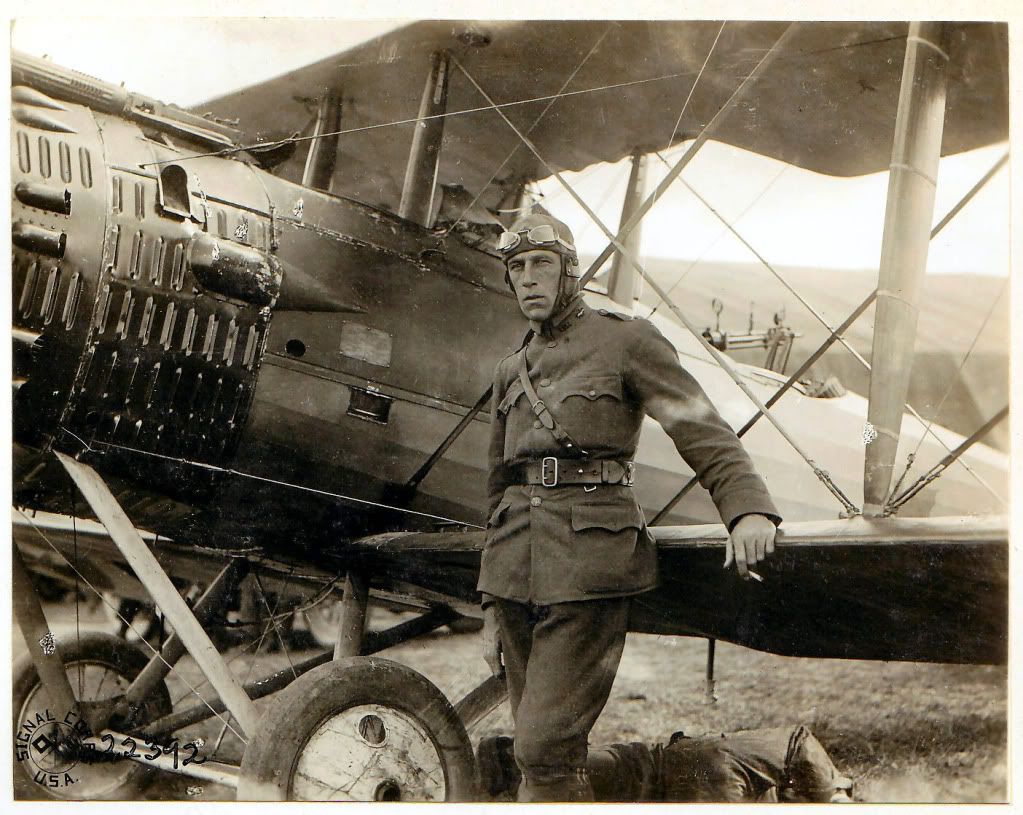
[606, 150, 648, 307]
[578, 23, 800, 286]
[122, 559, 249, 713]
[334, 571, 369, 659]
[399, 51, 450, 226]
[13, 544, 80, 719]
[704, 638, 717, 704]
[301, 88, 342, 191]
[55, 452, 261, 737]
[863, 22, 950, 514]
[495, 180, 530, 224]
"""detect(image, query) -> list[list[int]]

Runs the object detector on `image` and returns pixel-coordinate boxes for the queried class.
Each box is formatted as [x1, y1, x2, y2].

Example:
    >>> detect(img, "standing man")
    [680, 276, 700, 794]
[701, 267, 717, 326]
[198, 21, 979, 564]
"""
[480, 211, 781, 801]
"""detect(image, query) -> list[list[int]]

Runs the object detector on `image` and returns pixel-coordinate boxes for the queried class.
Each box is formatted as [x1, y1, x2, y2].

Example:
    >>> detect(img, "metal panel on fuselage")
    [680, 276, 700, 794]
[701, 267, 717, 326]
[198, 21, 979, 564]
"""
[57, 116, 275, 506]
[233, 177, 522, 540]
[12, 94, 279, 527]
[12, 97, 106, 449]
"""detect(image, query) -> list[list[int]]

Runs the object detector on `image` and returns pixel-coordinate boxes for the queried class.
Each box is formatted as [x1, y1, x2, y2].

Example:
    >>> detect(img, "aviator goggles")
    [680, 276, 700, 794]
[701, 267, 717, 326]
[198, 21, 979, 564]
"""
[497, 224, 576, 255]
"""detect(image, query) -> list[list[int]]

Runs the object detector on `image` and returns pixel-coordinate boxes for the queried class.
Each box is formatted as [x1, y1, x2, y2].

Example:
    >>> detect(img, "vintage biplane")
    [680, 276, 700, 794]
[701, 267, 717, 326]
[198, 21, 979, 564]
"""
[10, 19, 1009, 801]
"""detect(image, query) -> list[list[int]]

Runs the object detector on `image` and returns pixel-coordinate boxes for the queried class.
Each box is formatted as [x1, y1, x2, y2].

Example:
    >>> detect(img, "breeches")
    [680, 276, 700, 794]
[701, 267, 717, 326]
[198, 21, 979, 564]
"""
[491, 596, 630, 801]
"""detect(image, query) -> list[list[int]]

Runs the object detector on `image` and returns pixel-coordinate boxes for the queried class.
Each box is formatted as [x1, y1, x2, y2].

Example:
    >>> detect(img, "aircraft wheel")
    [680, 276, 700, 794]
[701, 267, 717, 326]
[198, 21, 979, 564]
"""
[13, 632, 172, 800]
[237, 656, 476, 801]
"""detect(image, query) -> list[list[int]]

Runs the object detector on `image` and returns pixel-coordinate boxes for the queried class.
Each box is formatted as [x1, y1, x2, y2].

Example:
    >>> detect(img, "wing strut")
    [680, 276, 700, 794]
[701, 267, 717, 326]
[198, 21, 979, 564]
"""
[301, 88, 342, 190]
[578, 24, 801, 287]
[12, 543, 81, 720]
[399, 51, 451, 226]
[606, 150, 648, 308]
[55, 452, 262, 738]
[657, 152, 1004, 504]
[864, 23, 950, 514]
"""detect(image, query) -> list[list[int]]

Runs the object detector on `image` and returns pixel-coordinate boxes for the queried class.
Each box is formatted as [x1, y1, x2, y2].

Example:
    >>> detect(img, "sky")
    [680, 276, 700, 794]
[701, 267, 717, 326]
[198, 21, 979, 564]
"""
[9, 15, 1010, 276]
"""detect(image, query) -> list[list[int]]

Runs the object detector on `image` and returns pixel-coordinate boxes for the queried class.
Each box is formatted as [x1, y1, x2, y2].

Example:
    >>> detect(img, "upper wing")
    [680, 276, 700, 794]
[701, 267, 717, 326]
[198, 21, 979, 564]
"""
[193, 20, 1008, 212]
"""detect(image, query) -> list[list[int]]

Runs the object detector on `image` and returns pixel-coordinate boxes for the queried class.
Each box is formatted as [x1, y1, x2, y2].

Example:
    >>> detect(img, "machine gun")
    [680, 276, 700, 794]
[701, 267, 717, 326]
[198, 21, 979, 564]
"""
[702, 298, 802, 375]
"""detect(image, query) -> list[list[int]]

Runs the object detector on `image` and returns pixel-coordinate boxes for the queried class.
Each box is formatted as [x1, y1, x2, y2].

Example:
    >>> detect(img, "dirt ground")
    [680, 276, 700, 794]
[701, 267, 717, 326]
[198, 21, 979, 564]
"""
[13, 603, 1007, 803]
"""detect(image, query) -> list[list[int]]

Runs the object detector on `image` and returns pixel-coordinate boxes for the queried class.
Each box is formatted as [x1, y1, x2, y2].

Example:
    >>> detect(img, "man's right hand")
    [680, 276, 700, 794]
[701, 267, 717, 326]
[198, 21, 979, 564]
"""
[482, 605, 504, 678]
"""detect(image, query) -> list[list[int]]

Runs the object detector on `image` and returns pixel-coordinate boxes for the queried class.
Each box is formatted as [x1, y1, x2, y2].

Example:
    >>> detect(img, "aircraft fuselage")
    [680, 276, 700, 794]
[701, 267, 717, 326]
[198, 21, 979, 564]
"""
[12, 73, 531, 553]
[11, 59, 1008, 560]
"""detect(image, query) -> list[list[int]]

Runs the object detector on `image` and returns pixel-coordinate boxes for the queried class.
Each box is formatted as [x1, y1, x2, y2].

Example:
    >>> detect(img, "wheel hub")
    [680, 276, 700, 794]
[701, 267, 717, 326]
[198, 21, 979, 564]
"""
[291, 703, 446, 801]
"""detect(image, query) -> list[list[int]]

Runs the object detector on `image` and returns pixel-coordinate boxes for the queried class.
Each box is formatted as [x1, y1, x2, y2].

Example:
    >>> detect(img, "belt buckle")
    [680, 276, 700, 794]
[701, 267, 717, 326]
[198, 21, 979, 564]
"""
[541, 456, 558, 487]
[623, 462, 635, 486]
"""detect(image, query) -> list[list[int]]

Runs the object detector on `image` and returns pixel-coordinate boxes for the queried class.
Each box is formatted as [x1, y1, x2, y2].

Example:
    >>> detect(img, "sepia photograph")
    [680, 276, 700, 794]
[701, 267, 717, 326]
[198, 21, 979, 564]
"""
[7, 3, 1014, 805]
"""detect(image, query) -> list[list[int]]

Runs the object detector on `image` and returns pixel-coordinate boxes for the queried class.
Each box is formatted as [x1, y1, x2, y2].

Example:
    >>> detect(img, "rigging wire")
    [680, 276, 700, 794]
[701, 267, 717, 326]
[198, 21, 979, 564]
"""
[77, 436, 484, 530]
[133, 27, 904, 169]
[204, 565, 299, 758]
[540, 160, 632, 248]
[544, 20, 725, 248]
[168, 571, 339, 712]
[645, 150, 787, 316]
[885, 277, 1008, 511]
[929, 152, 1007, 238]
[440, 23, 616, 236]
[572, 162, 634, 252]
[672, 166, 878, 372]
[14, 508, 248, 745]
[450, 37, 861, 517]
[647, 150, 1007, 507]
[650, 289, 878, 524]
[252, 571, 300, 681]
[577, 24, 802, 290]
[138, 66, 707, 169]
[664, 21, 727, 152]
[885, 404, 1008, 514]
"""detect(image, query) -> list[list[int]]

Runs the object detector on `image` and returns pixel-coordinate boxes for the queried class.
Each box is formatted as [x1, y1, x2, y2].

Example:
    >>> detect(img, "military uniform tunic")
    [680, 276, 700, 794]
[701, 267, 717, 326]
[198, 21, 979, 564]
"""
[479, 297, 780, 605]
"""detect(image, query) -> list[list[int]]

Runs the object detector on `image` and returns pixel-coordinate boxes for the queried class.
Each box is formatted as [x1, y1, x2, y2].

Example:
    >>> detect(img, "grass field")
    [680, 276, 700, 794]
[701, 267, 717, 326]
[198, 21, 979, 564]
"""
[14, 606, 1007, 803]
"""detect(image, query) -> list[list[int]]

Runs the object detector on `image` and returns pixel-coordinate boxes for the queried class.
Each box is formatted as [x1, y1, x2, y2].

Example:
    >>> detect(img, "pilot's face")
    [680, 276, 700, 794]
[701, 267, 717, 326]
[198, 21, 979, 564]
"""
[507, 249, 562, 322]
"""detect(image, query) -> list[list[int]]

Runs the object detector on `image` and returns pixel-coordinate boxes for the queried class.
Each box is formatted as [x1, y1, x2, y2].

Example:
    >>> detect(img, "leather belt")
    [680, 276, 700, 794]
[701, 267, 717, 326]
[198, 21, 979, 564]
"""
[508, 457, 635, 488]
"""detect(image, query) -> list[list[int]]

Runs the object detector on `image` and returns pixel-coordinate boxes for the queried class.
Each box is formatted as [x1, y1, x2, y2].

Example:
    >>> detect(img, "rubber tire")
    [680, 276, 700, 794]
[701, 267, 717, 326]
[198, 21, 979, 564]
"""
[13, 632, 173, 800]
[237, 656, 477, 801]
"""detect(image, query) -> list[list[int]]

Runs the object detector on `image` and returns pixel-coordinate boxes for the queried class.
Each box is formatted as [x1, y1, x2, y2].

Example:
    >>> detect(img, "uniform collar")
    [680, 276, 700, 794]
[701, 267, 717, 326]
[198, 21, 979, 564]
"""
[536, 295, 588, 339]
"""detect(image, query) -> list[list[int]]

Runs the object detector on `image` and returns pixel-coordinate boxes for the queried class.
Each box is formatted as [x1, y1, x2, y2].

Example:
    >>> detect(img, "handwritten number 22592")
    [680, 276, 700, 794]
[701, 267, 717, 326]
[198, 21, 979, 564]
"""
[96, 735, 206, 768]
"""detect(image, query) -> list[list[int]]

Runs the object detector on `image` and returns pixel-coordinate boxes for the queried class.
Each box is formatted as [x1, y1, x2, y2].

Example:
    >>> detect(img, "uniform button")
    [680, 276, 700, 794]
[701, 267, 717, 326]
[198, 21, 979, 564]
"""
[588, 390, 597, 397]
[547, 341, 557, 349]
[530, 497, 542, 507]
[533, 420, 542, 429]
[539, 378, 551, 387]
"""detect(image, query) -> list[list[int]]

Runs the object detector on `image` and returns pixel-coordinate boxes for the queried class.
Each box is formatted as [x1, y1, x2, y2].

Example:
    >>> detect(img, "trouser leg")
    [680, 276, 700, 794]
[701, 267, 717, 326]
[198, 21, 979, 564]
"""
[500, 597, 630, 802]
[489, 599, 534, 722]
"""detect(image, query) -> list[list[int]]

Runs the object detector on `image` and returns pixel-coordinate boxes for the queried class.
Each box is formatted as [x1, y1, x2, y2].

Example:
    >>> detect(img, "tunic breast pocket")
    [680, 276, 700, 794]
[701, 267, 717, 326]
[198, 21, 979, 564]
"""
[568, 502, 651, 594]
[554, 375, 628, 448]
[557, 375, 623, 404]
